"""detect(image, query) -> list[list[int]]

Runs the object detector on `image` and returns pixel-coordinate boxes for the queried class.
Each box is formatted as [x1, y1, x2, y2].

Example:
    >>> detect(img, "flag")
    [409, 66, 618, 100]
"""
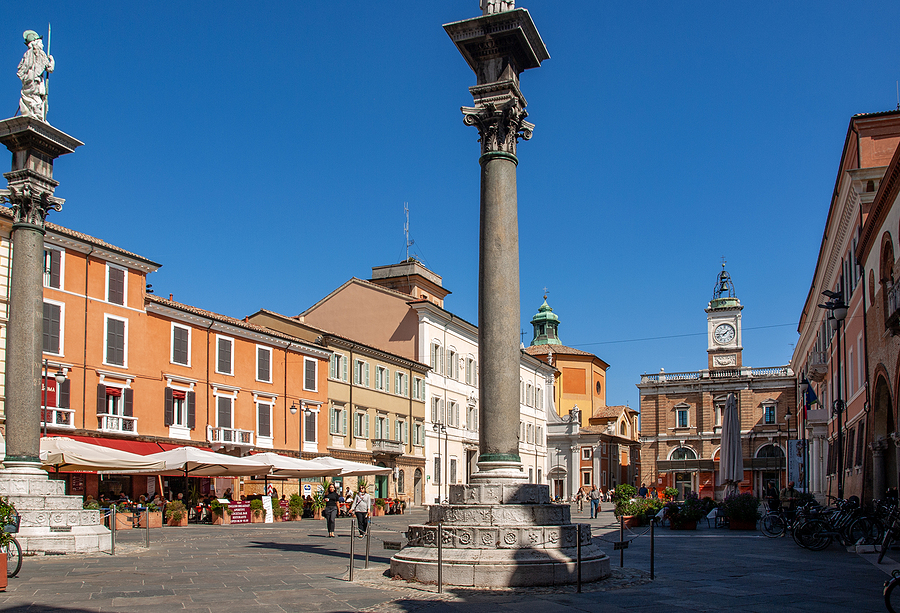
[802, 378, 819, 406]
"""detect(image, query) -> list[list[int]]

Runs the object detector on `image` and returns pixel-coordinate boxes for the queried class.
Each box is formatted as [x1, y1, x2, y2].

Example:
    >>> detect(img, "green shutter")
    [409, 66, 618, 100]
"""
[342, 409, 347, 435]
[364, 414, 370, 438]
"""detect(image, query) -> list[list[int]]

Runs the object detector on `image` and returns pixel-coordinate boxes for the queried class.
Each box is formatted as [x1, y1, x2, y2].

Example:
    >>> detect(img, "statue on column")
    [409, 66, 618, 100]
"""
[481, 0, 515, 15]
[17, 30, 54, 120]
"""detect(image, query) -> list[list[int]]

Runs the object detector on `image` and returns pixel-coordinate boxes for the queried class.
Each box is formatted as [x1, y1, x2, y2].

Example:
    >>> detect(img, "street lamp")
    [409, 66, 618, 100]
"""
[289, 401, 313, 458]
[783, 407, 792, 485]
[433, 421, 448, 503]
[818, 288, 847, 499]
[798, 379, 809, 493]
[41, 361, 66, 438]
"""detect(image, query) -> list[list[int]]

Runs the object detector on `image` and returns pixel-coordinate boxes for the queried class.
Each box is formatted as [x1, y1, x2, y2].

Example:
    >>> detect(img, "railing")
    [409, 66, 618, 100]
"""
[40, 407, 75, 429]
[641, 366, 791, 384]
[207, 425, 254, 447]
[371, 438, 404, 455]
[640, 371, 701, 383]
[749, 366, 792, 377]
[98, 413, 138, 434]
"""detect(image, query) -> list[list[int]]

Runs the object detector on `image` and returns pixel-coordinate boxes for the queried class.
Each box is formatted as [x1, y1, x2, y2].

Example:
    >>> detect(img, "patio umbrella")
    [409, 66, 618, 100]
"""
[306, 456, 391, 477]
[245, 452, 342, 479]
[103, 446, 273, 477]
[717, 392, 744, 497]
[39, 437, 168, 473]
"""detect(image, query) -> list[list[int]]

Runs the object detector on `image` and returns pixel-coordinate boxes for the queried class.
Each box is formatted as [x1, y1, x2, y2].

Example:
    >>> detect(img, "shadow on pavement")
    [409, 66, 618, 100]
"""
[247, 539, 393, 564]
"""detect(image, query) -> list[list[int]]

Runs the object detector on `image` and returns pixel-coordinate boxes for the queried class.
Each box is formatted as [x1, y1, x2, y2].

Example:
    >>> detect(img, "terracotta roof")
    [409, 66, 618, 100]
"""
[0, 206, 161, 267]
[591, 405, 628, 419]
[524, 344, 594, 357]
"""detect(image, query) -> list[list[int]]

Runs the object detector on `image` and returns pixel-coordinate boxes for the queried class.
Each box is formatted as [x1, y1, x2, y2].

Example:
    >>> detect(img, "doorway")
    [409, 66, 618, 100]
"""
[674, 472, 693, 500]
[414, 468, 423, 507]
[375, 462, 388, 498]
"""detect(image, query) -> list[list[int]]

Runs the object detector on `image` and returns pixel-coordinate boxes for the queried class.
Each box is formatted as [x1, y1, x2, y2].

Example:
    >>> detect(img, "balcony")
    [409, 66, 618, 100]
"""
[207, 425, 254, 451]
[98, 413, 138, 435]
[806, 351, 827, 383]
[887, 283, 900, 333]
[371, 438, 404, 456]
[41, 407, 75, 429]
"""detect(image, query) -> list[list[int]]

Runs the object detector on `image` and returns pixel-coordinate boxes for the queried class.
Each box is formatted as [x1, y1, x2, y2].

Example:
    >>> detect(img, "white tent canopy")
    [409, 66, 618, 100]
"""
[245, 452, 342, 479]
[40, 437, 168, 473]
[307, 456, 391, 477]
[104, 446, 273, 477]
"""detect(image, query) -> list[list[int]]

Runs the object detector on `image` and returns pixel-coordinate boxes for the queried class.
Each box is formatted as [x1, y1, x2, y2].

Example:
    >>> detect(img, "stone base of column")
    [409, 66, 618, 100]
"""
[0, 465, 110, 554]
[390, 483, 610, 587]
[469, 460, 528, 486]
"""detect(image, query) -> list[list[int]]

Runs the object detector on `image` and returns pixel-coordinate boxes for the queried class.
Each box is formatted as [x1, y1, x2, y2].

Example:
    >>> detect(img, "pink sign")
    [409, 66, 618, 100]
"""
[229, 502, 251, 524]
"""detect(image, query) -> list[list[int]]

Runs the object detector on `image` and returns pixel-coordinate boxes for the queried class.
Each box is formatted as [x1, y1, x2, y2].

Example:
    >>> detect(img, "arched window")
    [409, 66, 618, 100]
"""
[619, 421, 627, 436]
[670, 447, 696, 460]
[755, 444, 784, 458]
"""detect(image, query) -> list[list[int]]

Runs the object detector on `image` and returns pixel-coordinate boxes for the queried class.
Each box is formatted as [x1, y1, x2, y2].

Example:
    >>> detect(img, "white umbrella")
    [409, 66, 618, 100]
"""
[40, 437, 168, 473]
[307, 456, 391, 477]
[717, 392, 744, 497]
[245, 452, 343, 479]
[104, 446, 273, 477]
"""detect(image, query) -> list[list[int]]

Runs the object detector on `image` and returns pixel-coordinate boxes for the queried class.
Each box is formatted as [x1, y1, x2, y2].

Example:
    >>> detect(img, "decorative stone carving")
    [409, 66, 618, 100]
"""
[481, 0, 515, 15]
[0, 184, 61, 230]
[463, 97, 533, 157]
[713, 354, 737, 367]
[17, 30, 54, 120]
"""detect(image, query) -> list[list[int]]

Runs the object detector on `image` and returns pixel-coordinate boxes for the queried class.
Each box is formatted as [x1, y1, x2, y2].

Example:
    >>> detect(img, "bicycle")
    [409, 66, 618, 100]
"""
[886, 569, 900, 612]
[4, 514, 21, 578]
[880, 503, 900, 564]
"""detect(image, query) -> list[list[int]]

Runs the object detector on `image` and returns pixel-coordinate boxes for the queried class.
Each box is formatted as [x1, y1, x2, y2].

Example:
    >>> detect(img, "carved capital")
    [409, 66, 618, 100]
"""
[870, 437, 890, 455]
[462, 96, 533, 157]
[0, 183, 61, 230]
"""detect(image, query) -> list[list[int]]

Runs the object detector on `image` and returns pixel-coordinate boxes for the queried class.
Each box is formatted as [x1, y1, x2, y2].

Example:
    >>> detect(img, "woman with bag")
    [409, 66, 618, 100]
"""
[351, 485, 372, 538]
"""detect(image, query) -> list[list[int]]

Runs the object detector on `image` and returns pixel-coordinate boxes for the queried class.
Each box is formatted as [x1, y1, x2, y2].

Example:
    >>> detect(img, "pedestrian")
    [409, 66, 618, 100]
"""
[638, 483, 648, 498]
[779, 481, 799, 519]
[323, 483, 340, 538]
[764, 481, 779, 512]
[589, 485, 600, 518]
[575, 487, 585, 513]
[351, 485, 372, 538]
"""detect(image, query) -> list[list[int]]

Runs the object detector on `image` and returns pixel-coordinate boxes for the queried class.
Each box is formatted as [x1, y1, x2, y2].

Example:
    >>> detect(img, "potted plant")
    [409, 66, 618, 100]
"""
[250, 498, 265, 523]
[719, 492, 761, 530]
[145, 502, 163, 528]
[165, 500, 188, 526]
[663, 487, 678, 501]
[664, 492, 705, 530]
[373, 498, 386, 517]
[311, 492, 325, 520]
[612, 484, 638, 517]
[114, 502, 134, 531]
[210, 499, 231, 525]
[288, 493, 304, 521]
[620, 499, 648, 527]
[268, 504, 281, 522]
[0, 497, 18, 589]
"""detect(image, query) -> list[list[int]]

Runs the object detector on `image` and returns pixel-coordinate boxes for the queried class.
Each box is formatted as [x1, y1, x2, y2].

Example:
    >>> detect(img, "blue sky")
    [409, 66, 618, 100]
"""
[6, 1, 900, 411]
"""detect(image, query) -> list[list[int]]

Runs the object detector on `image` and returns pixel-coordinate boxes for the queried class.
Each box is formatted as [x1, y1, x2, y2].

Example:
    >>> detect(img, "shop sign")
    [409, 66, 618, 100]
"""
[229, 501, 251, 524]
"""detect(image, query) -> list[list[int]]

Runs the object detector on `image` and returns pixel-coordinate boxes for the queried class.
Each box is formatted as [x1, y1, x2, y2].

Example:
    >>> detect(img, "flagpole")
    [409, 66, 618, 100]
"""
[44, 23, 51, 121]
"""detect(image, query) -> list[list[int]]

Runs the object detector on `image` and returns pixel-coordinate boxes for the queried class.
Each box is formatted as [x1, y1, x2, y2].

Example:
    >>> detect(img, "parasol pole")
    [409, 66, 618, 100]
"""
[44, 23, 51, 121]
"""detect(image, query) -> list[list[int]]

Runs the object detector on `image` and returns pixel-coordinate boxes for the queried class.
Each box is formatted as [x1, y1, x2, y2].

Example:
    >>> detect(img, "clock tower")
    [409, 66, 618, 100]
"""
[706, 263, 743, 370]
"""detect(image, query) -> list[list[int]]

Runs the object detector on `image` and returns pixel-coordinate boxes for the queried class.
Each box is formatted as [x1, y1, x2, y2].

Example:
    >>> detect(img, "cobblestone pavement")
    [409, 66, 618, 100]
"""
[0, 505, 891, 612]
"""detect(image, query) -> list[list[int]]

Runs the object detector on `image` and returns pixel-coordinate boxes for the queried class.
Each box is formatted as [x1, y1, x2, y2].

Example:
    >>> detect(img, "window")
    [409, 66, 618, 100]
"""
[330, 353, 348, 381]
[304, 358, 317, 391]
[450, 457, 457, 484]
[448, 400, 459, 427]
[164, 387, 195, 428]
[96, 384, 134, 432]
[671, 447, 697, 460]
[582, 471, 591, 486]
[465, 356, 476, 385]
[375, 365, 389, 392]
[431, 397, 444, 424]
[354, 410, 370, 438]
[257, 402, 273, 438]
[395, 419, 407, 443]
[304, 410, 317, 443]
[447, 348, 458, 380]
[413, 377, 425, 400]
[395, 371, 408, 396]
[104, 315, 127, 367]
[535, 425, 543, 447]
[217, 395, 233, 429]
[413, 421, 424, 446]
[216, 335, 233, 375]
[467, 404, 478, 431]
[529, 467, 533, 483]
[42, 374, 71, 426]
[582, 447, 592, 461]
[536, 386, 543, 410]
[526, 383, 534, 407]
[354, 360, 370, 387]
[171, 324, 190, 366]
[43, 300, 63, 355]
[526, 423, 534, 444]
[676, 406, 688, 428]
[330, 404, 348, 435]
[764, 404, 775, 425]
[520, 378, 525, 404]
[434, 456, 442, 484]
[430, 341, 443, 374]
[714, 402, 724, 427]
[43, 247, 63, 289]
[398, 469, 405, 494]
[256, 346, 272, 383]
[106, 264, 126, 305]
[375, 414, 387, 439]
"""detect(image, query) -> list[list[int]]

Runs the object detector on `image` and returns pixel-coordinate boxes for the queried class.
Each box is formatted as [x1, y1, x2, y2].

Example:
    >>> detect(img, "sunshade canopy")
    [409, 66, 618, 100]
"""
[104, 446, 273, 477]
[40, 437, 167, 472]
[246, 452, 343, 478]
[307, 456, 391, 477]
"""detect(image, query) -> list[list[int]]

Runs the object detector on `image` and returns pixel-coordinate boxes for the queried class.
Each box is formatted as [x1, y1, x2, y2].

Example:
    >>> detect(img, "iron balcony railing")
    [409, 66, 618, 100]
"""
[40, 407, 75, 429]
[207, 425, 254, 447]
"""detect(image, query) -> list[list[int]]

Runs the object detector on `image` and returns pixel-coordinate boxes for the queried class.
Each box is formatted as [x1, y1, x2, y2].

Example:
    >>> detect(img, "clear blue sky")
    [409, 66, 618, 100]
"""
[7, 1, 900, 411]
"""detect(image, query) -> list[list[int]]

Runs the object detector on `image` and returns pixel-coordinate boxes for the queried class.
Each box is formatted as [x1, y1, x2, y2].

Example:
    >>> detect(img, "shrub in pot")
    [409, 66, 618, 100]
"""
[719, 492, 760, 529]
[165, 500, 187, 526]
[664, 492, 704, 529]
[288, 493, 304, 520]
[0, 497, 17, 589]
[612, 484, 637, 516]
[250, 498, 264, 522]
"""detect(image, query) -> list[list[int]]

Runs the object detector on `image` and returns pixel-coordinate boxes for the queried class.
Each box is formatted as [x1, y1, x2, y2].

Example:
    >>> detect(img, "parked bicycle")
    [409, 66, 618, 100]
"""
[793, 496, 882, 551]
[4, 514, 21, 578]
[885, 569, 900, 612]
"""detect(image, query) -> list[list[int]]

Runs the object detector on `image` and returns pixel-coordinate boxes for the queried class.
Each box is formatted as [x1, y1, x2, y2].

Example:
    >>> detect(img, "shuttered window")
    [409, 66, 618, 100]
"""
[43, 302, 61, 354]
[105, 316, 126, 366]
[304, 358, 317, 391]
[107, 266, 125, 305]
[304, 410, 316, 443]
[217, 396, 232, 429]
[44, 248, 61, 289]
[258, 403, 271, 438]
[257, 346, 271, 382]
[217, 337, 233, 375]
[172, 325, 189, 365]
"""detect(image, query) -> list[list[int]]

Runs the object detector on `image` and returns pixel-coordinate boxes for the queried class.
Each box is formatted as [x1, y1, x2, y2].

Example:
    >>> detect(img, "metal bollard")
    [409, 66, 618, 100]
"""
[349, 517, 356, 582]
[619, 515, 624, 568]
[365, 521, 371, 569]
[650, 520, 655, 580]
[110, 507, 116, 556]
[144, 508, 150, 548]
[576, 526, 582, 593]
[437, 522, 443, 594]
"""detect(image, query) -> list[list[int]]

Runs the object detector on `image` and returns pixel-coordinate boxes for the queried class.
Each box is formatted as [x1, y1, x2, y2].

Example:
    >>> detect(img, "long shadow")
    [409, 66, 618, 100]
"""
[247, 540, 393, 564]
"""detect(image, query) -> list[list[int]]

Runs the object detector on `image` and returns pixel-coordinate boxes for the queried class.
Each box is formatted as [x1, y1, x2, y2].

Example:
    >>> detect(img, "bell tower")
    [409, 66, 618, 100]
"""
[706, 262, 743, 370]
[530, 295, 561, 346]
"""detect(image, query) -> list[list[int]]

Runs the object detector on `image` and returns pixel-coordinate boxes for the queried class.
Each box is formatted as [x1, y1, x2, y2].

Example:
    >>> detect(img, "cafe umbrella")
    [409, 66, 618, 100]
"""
[245, 452, 343, 479]
[716, 392, 744, 498]
[306, 456, 392, 477]
[104, 446, 274, 477]
[40, 436, 167, 473]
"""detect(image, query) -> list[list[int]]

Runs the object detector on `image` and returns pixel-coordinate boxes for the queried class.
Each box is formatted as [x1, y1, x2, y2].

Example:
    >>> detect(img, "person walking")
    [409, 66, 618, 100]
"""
[589, 485, 600, 518]
[575, 487, 585, 513]
[323, 483, 340, 538]
[351, 485, 372, 538]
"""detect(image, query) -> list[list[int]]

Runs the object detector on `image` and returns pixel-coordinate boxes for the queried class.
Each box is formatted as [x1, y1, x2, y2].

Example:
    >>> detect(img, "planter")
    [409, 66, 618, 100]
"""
[670, 520, 697, 530]
[167, 514, 188, 527]
[114, 513, 133, 531]
[621, 515, 643, 528]
[148, 511, 163, 528]
[212, 512, 231, 525]
[312, 510, 323, 520]
[372, 507, 385, 517]
[0, 552, 6, 591]
[251, 512, 264, 523]
[729, 519, 757, 530]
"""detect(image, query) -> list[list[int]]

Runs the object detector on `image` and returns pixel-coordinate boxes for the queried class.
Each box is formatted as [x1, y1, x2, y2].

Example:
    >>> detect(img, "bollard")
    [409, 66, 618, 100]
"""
[650, 519, 655, 580]
[576, 527, 582, 593]
[365, 521, 371, 569]
[349, 517, 356, 582]
[437, 522, 443, 594]
[144, 508, 150, 548]
[110, 507, 116, 556]
[619, 515, 624, 568]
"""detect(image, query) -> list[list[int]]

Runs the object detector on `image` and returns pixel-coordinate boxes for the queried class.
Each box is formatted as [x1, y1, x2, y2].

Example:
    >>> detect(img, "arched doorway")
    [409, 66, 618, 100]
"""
[375, 462, 388, 499]
[755, 444, 785, 495]
[414, 468, 423, 506]
[670, 447, 696, 499]
[873, 375, 896, 498]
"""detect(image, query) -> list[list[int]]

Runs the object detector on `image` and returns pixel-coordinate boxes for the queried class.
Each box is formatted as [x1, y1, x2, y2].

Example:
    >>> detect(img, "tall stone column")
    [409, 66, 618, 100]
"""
[871, 438, 888, 501]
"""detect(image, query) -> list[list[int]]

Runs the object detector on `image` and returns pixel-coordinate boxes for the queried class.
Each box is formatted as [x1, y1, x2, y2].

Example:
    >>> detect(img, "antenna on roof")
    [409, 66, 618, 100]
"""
[404, 202, 415, 261]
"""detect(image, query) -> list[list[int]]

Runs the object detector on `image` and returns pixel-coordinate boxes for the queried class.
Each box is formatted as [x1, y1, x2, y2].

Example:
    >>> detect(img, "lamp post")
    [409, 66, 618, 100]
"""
[433, 422, 448, 503]
[818, 289, 848, 499]
[783, 407, 792, 486]
[799, 379, 809, 493]
[41, 361, 66, 439]
[289, 401, 313, 458]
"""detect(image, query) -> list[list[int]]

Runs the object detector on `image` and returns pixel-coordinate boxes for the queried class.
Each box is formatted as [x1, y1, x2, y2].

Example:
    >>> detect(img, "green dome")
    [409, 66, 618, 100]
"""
[530, 297, 561, 346]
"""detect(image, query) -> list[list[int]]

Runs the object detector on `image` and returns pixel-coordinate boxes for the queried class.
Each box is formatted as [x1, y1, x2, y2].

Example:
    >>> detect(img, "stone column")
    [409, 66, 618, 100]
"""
[871, 438, 888, 501]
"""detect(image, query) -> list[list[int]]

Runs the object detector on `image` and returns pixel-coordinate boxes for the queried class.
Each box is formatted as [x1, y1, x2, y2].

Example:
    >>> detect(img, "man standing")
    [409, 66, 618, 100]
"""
[638, 483, 648, 498]
[589, 485, 600, 519]
[780, 481, 800, 519]
[17, 30, 54, 120]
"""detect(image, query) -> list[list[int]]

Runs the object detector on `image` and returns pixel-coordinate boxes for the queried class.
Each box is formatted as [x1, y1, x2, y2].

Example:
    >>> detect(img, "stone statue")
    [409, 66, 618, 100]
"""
[481, 0, 515, 15]
[17, 30, 54, 120]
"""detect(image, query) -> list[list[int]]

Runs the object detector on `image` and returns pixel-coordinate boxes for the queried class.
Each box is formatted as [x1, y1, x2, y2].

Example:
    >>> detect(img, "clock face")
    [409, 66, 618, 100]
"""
[714, 323, 735, 345]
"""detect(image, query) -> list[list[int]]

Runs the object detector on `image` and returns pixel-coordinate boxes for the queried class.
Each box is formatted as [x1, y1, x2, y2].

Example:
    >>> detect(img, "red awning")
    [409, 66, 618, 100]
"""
[49, 435, 211, 455]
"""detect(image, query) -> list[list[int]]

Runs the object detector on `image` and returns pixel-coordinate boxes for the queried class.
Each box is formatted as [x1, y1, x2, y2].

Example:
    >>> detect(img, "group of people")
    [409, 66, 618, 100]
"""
[574, 485, 609, 518]
[323, 484, 372, 538]
[765, 480, 800, 515]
